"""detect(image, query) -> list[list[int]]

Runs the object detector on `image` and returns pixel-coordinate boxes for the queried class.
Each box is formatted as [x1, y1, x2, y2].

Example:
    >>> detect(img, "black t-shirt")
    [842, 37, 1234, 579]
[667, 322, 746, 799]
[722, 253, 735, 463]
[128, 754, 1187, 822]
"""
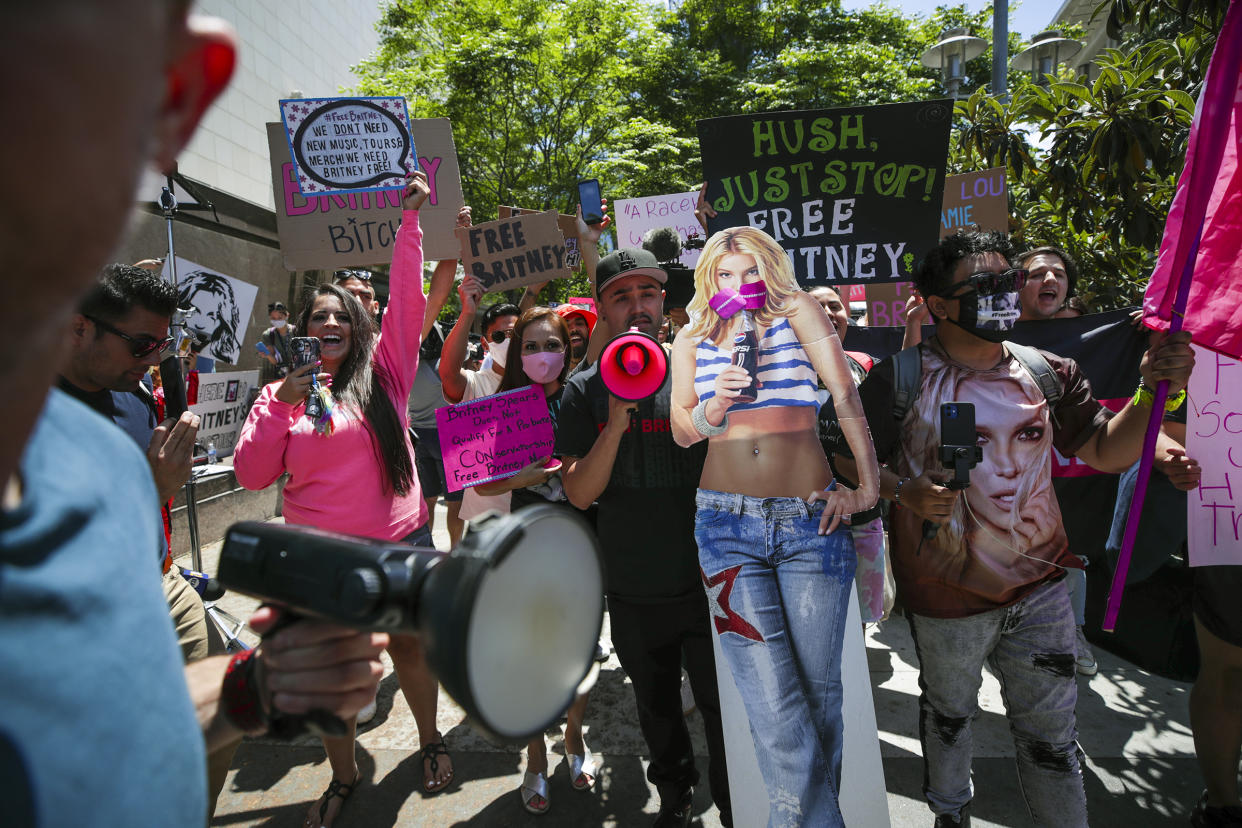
[556, 363, 707, 602]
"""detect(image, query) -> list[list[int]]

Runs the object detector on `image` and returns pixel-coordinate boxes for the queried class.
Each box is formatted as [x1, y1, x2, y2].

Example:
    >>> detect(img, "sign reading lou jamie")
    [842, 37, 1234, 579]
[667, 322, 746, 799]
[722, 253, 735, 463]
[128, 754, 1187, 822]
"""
[697, 100, 953, 286]
[1188, 345, 1242, 566]
[456, 211, 572, 291]
[436, 385, 556, 492]
[614, 191, 704, 269]
[279, 97, 415, 196]
[189, 370, 260, 457]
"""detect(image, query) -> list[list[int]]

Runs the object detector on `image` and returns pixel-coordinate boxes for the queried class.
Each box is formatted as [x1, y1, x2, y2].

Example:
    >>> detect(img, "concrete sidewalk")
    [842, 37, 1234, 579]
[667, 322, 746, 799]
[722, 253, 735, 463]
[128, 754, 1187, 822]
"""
[198, 509, 1204, 827]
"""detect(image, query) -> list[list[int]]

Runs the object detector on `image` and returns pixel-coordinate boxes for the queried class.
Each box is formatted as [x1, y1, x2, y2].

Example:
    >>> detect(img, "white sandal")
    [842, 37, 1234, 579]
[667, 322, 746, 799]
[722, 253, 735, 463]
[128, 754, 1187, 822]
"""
[520, 770, 550, 814]
[568, 746, 597, 791]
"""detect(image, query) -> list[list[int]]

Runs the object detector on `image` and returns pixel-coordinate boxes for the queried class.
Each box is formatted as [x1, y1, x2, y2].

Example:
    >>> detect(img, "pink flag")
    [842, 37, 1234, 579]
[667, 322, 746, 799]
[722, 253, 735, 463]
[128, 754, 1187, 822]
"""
[1143, 0, 1242, 359]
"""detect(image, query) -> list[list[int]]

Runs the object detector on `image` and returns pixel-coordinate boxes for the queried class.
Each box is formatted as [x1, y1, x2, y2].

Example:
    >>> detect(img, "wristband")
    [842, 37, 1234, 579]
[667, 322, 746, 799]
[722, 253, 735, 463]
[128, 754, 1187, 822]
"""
[221, 648, 268, 735]
[1132, 384, 1187, 412]
[894, 477, 911, 505]
[692, 399, 729, 437]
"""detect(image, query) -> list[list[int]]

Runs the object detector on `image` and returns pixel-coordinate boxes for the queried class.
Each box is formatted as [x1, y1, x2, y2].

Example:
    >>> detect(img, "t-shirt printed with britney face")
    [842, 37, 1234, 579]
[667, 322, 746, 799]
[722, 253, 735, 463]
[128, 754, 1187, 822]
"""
[870, 342, 1105, 618]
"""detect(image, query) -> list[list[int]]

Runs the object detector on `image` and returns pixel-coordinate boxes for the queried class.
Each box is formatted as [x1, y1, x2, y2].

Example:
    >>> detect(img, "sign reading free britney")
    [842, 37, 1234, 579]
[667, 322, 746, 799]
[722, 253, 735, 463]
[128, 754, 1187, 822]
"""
[697, 101, 952, 286]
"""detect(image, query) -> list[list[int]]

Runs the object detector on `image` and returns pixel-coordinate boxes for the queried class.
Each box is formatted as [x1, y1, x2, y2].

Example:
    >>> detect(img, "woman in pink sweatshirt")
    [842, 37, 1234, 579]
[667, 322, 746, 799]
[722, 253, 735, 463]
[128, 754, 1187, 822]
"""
[234, 171, 452, 827]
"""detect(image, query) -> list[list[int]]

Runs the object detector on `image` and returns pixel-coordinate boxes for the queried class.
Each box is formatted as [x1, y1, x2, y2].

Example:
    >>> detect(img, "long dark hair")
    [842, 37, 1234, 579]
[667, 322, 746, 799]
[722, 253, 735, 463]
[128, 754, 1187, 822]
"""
[295, 283, 414, 496]
[499, 308, 571, 393]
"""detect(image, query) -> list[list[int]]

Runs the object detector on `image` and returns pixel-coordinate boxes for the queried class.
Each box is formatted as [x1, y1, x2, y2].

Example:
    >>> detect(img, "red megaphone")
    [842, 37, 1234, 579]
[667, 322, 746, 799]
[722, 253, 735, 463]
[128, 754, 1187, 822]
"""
[599, 327, 668, 401]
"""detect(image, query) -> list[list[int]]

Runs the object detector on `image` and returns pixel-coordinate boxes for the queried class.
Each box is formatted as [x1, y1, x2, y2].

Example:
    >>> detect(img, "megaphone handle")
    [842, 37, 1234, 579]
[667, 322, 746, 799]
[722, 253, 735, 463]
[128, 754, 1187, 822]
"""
[254, 607, 348, 739]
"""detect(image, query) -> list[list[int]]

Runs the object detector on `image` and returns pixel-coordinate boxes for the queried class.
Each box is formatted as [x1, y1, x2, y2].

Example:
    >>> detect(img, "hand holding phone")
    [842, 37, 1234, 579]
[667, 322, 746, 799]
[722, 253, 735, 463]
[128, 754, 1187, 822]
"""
[290, 337, 321, 372]
[578, 179, 604, 225]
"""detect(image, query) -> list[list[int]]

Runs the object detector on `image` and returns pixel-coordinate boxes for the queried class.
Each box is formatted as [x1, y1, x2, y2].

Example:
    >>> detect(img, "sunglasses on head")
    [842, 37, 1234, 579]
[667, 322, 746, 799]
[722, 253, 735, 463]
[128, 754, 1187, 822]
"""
[333, 269, 372, 282]
[86, 315, 175, 358]
[945, 268, 1028, 298]
[489, 329, 514, 344]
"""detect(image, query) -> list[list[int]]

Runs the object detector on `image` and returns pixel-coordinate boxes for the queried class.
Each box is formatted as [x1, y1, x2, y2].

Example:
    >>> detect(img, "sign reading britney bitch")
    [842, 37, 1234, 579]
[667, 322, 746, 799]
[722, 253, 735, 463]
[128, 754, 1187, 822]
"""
[697, 100, 952, 286]
[279, 97, 415, 196]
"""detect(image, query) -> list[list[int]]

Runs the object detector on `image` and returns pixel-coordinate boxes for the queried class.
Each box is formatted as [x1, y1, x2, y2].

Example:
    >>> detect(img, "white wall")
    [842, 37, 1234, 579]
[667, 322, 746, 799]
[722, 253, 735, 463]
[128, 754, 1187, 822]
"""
[179, 0, 384, 209]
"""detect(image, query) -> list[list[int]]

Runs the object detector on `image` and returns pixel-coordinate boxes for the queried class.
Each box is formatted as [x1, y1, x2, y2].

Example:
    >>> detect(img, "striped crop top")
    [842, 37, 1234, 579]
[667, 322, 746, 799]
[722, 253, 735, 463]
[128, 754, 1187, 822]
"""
[694, 317, 820, 412]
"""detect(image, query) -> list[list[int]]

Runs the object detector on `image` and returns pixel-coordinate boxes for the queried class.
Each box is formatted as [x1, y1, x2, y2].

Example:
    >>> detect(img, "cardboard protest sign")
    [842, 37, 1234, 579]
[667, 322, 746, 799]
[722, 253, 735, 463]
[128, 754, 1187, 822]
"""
[941, 167, 1007, 238]
[457, 211, 572, 292]
[864, 167, 1008, 326]
[267, 120, 464, 269]
[614, 191, 704, 268]
[1187, 345, 1242, 565]
[190, 370, 260, 456]
[280, 97, 414, 195]
[436, 386, 556, 492]
[499, 206, 581, 269]
[698, 101, 952, 286]
[162, 257, 257, 365]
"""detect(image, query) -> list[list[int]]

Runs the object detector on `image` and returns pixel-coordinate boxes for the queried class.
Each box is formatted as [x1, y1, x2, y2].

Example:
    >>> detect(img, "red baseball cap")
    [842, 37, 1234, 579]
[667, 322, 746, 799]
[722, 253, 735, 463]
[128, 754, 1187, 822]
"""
[555, 304, 597, 334]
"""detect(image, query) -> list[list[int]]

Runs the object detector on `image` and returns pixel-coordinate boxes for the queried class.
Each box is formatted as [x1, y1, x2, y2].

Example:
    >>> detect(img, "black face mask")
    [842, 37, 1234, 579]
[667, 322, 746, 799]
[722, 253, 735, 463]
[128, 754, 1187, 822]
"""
[938, 269, 1026, 343]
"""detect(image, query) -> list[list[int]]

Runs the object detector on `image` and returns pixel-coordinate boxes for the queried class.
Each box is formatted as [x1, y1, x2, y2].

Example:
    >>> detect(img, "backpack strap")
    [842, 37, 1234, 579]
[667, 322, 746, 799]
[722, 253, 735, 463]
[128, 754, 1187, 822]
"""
[1004, 342, 1062, 407]
[890, 345, 922, 422]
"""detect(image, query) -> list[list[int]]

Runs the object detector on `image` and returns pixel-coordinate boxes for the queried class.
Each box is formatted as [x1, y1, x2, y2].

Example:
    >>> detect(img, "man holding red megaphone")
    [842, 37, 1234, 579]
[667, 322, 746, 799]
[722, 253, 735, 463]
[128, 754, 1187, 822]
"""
[557, 248, 733, 828]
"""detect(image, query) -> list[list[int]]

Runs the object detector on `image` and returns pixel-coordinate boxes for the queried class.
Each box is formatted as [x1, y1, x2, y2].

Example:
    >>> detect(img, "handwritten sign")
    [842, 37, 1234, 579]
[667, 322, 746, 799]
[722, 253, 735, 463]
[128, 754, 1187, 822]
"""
[267, 119, 464, 268]
[499, 206, 581, 269]
[436, 385, 556, 492]
[614, 191, 703, 268]
[280, 97, 414, 195]
[941, 167, 1007, 238]
[864, 168, 1008, 326]
[698, 101, 952, 286]
[456, 211, 572, 291]
[1188, 345, 1242, 566]
[190, 370, 260, 456]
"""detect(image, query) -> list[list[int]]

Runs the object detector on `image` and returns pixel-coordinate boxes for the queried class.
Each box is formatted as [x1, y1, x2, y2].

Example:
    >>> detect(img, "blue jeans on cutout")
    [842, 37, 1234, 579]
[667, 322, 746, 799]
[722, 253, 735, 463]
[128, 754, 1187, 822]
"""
[908, 578, 1087, 827]
[694, 488, 856, 828]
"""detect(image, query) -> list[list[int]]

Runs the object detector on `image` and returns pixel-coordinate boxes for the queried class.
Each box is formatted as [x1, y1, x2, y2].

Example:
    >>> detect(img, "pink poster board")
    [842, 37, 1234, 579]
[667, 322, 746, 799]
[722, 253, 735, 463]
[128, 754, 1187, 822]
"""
[436, 385, 555, 493]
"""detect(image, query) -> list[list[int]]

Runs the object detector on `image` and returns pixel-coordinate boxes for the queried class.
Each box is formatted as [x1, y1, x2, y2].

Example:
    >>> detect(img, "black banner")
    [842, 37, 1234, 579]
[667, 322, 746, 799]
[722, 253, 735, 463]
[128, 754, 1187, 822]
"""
[697, 101, 952, 286]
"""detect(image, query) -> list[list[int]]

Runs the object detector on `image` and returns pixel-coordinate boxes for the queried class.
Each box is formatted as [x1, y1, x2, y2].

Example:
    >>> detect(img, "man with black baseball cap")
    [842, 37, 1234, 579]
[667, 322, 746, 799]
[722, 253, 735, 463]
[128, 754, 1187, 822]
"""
[557, 248, 732, 827]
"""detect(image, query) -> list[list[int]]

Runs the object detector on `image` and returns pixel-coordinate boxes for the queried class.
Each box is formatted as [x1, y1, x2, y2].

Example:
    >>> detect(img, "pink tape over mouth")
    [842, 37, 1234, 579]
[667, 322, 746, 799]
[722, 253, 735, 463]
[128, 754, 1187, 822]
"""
[709, 289, 747, 318]
[739, 281, 767, 310]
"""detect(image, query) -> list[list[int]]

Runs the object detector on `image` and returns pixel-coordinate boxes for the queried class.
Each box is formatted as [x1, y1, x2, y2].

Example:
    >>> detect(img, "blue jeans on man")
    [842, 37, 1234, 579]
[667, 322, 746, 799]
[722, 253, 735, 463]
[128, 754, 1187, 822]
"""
[907, 578, 1088, 827]
[695, 489, 856, 828]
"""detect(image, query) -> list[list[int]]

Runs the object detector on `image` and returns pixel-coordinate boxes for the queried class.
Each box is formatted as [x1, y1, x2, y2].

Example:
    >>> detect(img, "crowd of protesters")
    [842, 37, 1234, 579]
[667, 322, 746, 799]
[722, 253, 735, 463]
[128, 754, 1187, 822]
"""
[1, 3, 1240, 828]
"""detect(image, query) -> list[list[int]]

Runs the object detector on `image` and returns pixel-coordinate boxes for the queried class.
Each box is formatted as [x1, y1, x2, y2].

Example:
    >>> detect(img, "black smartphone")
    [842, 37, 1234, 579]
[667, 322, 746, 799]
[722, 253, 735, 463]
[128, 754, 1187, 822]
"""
[290, 337, 321, 371]
[578, 179, 603, 225]
[940, 402, 976, 454]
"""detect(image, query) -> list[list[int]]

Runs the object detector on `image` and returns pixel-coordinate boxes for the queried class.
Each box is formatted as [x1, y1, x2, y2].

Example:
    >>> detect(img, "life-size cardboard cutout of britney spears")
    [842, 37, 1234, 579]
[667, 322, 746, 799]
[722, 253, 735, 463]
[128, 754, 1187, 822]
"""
[670, 226, 880, 827]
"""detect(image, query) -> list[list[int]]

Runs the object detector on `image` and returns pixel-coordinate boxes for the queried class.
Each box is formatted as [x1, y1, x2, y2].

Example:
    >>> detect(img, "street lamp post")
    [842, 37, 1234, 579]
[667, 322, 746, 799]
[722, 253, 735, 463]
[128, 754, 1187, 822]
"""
[920, 27, 988, 100]
[1010, 30, 1084, 85]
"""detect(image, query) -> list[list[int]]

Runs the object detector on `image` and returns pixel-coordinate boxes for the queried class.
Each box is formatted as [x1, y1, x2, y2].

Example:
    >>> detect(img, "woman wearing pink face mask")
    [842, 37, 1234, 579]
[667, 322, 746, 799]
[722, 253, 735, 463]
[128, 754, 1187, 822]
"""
[469, 306, 596, 814]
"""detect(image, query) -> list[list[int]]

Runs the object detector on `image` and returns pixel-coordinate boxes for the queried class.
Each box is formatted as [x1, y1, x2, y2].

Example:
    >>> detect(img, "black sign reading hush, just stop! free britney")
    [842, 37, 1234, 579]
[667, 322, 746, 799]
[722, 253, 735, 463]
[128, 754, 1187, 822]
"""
[697, 100, 953, 286]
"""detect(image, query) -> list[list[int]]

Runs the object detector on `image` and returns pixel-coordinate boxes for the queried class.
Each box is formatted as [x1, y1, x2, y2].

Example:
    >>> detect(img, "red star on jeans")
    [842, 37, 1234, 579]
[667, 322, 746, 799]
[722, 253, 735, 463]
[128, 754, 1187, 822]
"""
[702, 566, 763, 642]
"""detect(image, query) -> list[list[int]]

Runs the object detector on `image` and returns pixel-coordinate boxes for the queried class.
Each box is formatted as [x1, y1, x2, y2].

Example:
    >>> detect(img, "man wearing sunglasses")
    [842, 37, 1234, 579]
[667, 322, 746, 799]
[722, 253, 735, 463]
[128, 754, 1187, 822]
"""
[334, 268, 381, 319]
[835, 231, 1195, 828]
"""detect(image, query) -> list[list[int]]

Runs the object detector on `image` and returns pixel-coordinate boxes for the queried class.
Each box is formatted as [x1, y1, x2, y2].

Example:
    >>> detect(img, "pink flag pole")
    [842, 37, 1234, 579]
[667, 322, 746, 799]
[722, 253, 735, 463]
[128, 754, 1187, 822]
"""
[1102, 230, 1199, 632]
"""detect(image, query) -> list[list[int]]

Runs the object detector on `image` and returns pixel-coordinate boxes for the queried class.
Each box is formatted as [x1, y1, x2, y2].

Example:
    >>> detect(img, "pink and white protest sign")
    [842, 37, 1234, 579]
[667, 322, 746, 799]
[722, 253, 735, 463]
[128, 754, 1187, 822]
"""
[614, 191, 704, 268]
[1187, 344, 1242, 566]
[436, 386, 555, 493]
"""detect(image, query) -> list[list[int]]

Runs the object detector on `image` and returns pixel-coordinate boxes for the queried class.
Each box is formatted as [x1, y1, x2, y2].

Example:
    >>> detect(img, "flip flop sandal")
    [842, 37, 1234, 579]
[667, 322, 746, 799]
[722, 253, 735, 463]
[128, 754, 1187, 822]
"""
[420, 740, 453, 793]
[308, 774, 357, 828]
[568, 747, 597, 791]
[520, 770, 550, 814]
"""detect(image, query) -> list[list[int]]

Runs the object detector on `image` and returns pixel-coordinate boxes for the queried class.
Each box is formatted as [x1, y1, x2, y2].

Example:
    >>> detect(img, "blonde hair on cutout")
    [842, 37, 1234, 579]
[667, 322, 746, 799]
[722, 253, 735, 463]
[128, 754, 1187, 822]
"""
[684, 226, 802, 344]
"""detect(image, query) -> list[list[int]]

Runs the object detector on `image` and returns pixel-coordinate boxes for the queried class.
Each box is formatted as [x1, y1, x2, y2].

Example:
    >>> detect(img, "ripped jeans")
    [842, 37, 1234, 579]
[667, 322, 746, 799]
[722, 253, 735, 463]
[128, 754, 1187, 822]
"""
[908, 578, 1087, 827]
[695, 489, 856, 828]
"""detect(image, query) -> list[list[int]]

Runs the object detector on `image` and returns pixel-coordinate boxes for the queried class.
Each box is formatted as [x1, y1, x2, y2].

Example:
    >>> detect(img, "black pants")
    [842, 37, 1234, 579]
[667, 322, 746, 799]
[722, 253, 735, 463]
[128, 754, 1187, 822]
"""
[608, 591, 732, 825]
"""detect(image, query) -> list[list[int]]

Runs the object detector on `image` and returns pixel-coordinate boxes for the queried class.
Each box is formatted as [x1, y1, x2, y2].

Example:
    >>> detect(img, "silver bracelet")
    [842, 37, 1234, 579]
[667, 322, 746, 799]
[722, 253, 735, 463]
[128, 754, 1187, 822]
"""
[692, 398, 728, 437]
